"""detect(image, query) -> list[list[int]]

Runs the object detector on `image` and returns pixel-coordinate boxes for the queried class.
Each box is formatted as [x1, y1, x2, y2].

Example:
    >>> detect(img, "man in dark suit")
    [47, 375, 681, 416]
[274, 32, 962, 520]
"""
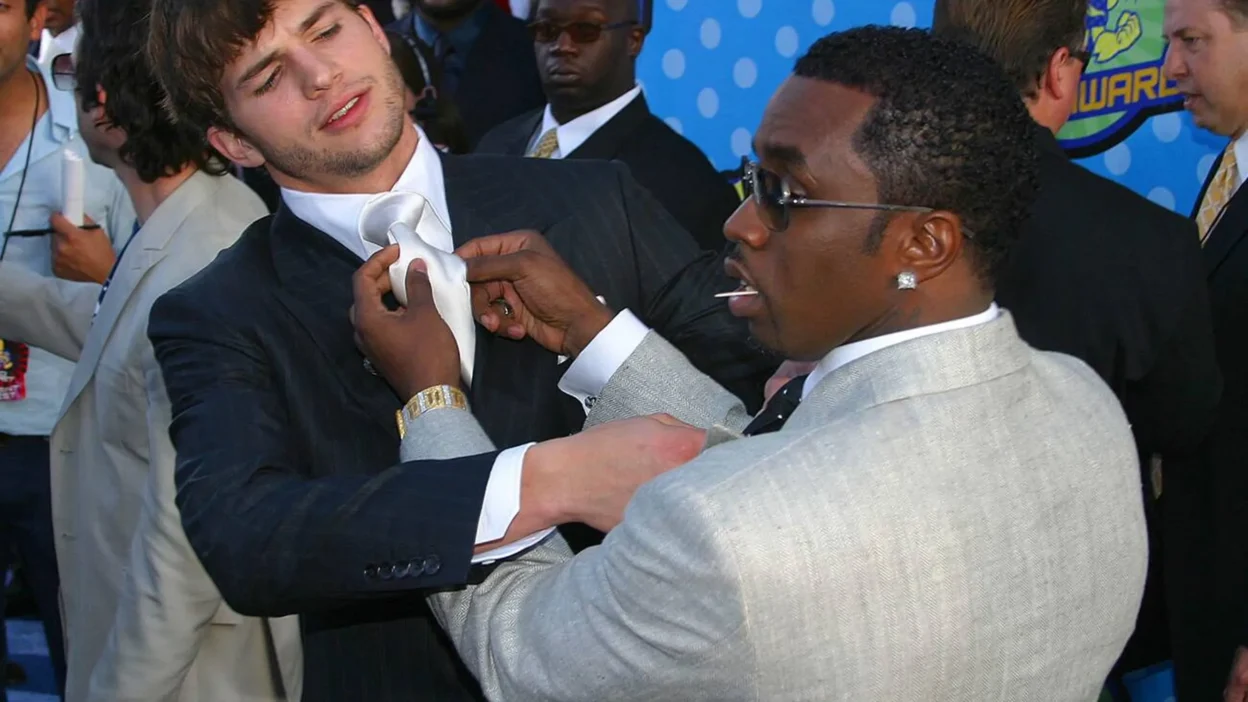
[475, 0, 739, 251]
[1160, 1, 1248, 699]
[143, 0, 774, 699]
[932, 0, 1222, 689]
[390, 0, 545, 147]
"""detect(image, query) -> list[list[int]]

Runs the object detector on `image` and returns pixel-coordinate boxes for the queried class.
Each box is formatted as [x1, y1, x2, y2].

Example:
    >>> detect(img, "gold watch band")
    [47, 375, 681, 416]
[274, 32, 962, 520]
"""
[396, 385, 470, 438]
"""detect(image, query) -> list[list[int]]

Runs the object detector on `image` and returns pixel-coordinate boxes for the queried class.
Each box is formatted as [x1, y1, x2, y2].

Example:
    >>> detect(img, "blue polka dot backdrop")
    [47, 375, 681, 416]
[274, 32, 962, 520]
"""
[636, 0, 1222, 214]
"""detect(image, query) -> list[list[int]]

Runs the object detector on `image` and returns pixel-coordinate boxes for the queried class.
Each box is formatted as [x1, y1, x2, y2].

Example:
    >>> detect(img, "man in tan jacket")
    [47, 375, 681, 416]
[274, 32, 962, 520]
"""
[0, 0, 300, 698]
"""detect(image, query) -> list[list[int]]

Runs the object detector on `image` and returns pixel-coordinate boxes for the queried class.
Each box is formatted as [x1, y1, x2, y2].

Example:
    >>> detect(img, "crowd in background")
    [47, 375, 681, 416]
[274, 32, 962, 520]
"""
[2, 0, 1248, 700]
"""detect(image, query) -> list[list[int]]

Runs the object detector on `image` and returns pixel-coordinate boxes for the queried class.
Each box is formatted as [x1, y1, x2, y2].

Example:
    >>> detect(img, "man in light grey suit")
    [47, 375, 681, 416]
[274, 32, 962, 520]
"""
[0, 0, 300, 699]
[355, 26, 1149, 700]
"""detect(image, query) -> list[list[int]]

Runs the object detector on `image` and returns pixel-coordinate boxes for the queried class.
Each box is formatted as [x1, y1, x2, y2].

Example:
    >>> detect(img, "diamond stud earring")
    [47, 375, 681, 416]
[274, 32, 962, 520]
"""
[896, 271, 918, 290]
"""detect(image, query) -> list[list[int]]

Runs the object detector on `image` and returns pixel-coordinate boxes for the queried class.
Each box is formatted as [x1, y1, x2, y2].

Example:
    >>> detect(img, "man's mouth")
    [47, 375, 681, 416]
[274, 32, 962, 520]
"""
[328, 96, 360, 124]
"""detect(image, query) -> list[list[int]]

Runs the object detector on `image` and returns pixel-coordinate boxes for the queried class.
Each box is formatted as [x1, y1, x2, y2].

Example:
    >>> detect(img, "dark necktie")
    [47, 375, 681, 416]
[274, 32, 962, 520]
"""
[93, 220, 141, 322]
[742, 374, 808, 436]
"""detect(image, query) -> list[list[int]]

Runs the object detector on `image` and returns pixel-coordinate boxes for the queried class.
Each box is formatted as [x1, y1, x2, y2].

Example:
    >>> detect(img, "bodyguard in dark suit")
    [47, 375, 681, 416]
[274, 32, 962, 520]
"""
[933, 0, 1221, 685]
[476, 0, 740, 251]
[390, 0, 545, 147]
[1160, 0, 1248, 697]
[144, 0, 774, 699]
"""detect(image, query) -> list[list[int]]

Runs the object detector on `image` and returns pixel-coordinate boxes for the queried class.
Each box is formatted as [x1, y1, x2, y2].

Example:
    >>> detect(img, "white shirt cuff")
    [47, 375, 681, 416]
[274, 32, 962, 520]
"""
[556, 309, 650, 412]
[472, 442, 555, 564]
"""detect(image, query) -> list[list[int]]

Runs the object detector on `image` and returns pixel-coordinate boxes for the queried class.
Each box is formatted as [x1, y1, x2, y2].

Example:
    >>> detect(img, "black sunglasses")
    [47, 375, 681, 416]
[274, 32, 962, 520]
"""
[51, 52, 74, 91]
[741, 161, 969, 236]
[527, 20, 636, 44]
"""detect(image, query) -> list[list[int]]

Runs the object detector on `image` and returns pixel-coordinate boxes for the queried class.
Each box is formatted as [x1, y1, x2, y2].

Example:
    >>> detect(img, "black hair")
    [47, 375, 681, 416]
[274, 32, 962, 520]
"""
[77, 0, 227, 181]
[794, 25, 1039, 285]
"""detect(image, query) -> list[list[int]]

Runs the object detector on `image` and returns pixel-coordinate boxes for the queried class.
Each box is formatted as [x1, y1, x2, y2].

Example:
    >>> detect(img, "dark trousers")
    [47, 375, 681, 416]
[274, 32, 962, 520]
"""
[0, 435, 66, 700]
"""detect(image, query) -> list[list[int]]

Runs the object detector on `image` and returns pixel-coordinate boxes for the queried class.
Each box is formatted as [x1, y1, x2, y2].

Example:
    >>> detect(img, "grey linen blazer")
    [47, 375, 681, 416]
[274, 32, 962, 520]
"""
[408, 312, 1148, 701]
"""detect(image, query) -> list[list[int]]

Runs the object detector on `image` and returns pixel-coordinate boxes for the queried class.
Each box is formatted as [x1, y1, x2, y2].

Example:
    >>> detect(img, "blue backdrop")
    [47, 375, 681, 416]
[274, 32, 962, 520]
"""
[635, 0, 1225, 215]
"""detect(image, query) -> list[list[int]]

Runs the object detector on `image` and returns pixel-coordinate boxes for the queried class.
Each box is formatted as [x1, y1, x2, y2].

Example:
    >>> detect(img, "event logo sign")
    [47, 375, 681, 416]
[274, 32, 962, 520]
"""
[1058, 0, 1184, 158]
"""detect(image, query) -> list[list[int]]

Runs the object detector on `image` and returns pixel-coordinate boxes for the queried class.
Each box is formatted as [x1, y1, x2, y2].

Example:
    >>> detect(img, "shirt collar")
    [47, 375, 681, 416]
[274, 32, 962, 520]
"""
[413, 2, 491, 54]
[1232, 131, 1248, 190]
[279, 123, 452, 260]
[537, 84, 643, 158]
[802, 303, 1002, 400]
[26, 55, 77, 140]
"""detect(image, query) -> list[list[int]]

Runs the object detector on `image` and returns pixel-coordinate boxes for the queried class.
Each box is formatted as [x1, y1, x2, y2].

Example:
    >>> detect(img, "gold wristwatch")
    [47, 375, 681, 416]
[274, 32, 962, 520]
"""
[396, 385, 469, 438]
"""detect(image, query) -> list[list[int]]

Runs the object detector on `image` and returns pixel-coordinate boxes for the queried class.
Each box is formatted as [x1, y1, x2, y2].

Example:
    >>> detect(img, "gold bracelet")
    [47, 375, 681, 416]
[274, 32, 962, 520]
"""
[396, 385, 469, 438]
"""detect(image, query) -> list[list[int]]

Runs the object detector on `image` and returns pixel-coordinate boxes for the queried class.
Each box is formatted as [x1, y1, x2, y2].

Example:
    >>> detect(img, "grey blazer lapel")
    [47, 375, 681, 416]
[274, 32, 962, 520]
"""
[61, 173, 218, 413]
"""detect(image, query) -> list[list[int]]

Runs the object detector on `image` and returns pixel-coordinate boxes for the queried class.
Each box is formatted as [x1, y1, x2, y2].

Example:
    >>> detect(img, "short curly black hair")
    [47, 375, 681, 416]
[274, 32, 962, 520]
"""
[75, 0, 227, 182]
[794, 25, 1039, 286]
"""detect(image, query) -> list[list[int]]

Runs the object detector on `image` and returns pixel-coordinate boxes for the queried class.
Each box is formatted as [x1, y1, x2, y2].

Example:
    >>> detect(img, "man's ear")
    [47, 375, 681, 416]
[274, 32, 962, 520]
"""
[629, 25, 645, 58]
[28, 1, 48, 39]
[893, 210, 965, 285]
[1042, 47, 1080, 104]
[208, 126, 266, 168]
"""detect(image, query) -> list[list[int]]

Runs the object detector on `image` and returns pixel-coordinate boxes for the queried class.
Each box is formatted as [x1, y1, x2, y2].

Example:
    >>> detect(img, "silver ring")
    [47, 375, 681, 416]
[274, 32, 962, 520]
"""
[491, 298, 514, 318]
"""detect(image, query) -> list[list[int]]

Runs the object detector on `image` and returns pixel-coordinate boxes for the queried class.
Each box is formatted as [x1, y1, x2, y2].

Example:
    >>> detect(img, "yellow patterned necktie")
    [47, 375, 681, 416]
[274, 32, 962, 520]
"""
[529, 129, 559, 159]
[1197, 143, 1239, 245]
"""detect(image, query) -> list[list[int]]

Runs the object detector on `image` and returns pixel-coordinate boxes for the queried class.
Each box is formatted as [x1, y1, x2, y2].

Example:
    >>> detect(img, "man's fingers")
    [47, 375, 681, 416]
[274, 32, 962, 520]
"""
[455, 230, 546, 260]
[352, 246, 400, 312]
[404, 259, 434, 308]
[464, 251, 536, 284]
[648, 413, 694, 428]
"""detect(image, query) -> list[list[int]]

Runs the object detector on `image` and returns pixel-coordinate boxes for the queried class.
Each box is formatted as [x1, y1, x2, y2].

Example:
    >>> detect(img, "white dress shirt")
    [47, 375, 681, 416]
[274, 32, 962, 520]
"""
[560, 304, 1002, 410]
[280, 125, 551, 563]
[36, 24, 79, 68]
[526, 84, 644, 159]
[1232, 131, 1248, 192]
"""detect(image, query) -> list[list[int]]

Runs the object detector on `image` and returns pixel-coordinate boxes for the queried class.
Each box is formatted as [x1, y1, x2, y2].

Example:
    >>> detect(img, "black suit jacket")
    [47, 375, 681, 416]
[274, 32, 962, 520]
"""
[476, 94, 742, 251]
[147, 154, 775, 701]
[390, 3, 545, 149]
[1162, 144, 1248, 701]
[997, 127, 1220, 459]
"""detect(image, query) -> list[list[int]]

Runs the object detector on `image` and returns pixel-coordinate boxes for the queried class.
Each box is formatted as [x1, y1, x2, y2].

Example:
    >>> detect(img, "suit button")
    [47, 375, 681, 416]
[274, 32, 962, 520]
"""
[379, 561, 394, 580]
[363, 564, 379, 580]
[423, 555, 441, 575]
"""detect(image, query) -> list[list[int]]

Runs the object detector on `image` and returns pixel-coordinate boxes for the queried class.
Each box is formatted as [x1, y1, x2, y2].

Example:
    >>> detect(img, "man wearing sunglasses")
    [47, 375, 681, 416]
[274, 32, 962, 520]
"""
[474, 0, 739, 253]
[389, 0, 544, 147]
[932, 1, 1222, 694]
[356, 25, 1149, 700]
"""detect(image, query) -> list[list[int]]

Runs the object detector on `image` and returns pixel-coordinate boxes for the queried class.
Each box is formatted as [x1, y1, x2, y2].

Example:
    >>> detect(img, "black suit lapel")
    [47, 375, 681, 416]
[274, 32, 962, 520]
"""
[440, 155, 579, 445]
[268, 205, 402, 434]
[1202, 183, 1248, 278]
[510, 110, 545, 155]
[565, 94, 652, 162]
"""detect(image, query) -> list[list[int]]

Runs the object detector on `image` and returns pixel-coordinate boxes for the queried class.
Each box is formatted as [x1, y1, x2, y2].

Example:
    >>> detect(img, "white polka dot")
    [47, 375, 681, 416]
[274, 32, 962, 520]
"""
[1104, 143, 1132, 175]
[664, 117, 684, 134]
[1148, 187, 1177, 211]
[775, 26, 800, 57]
[738, 0, 762, 19]
[734, 58, 758, 88]
[1151, 113, 1182, 143]
[731, 128, 753, 157]
[666, 0, 687, 10]
[890, 2, 917, 27]
[698, 88, 720, 118]
[812, 0, 835, 26]
[662, 49, 685, 79]
[700, 18, 721, 49]
[1198, 153, 1217, 183]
